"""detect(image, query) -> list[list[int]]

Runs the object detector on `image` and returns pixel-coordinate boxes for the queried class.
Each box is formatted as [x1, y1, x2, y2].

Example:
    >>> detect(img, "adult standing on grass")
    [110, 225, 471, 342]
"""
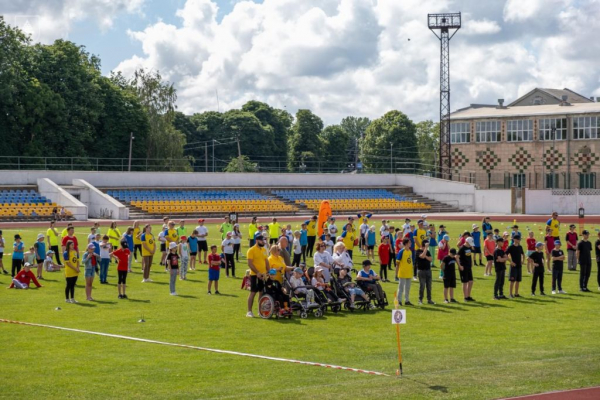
[248, 217, 258, 247]
[268, 217, 280, 245]
[132, 221, 142, 263]
[195, 219, 209, 264]
[46, 221, 61, 265]
[277, 236, 292, 266]
[220, 216, 232, 241]
[141, 225, 156, 283]
[457, 237, 476, 301]
[107, 221, 121, 252]
[576, 230, 592, 292]
[305, 215, 318, 257]
[313, 242, 334, 282]
[547, 212, 560, 241]
[246, 234, 269, 318]
[596, 231, 600, 291]
[63, 240, 80, 303]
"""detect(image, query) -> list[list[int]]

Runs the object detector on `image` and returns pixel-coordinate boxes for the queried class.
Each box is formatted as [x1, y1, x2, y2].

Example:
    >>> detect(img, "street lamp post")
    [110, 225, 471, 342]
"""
[390, 143, 393, 174]
[128, 132, 135, 172]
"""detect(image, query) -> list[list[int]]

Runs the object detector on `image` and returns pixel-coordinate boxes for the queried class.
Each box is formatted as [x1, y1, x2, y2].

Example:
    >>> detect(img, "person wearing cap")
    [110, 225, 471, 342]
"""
[268, 218, 281, 245]
[416, 239, 435, 305]
[529, 242, 546, 295]
[576, 230, 593, 292]
[565, 224, 579, 271]
[507, 235, 525, 298]
[194, 219, 209, 264]
[140, 225, 156, 282]
[166, 242, 180, 295]
[457, 236, 476, 301]
[33, 233, 47, 279]
[111, 240, 131, 299]
[421, 214, 429, 228]
[11, 234, 24, 277]
[493, 238, 508, 300]
[178, 236, 190, 280]
[220, 215, 233, 241]
[551, 240, 566, 294]
[248, 217, 258, 248]
[395, 238, 414, 306]
[46, 221, 61, 265]
[82, 242, 100, 300]
[356, 259, 384, 306]
[471, 224, 483, 267]
[289, 267, 316, 305]
[304, 215, 318, 258]
[222, 232, 236, 278]
[9, 262, 42, 289]
[547, 212, 560, 241]
[43, 250, 61, 272]
[246, 233, 270, 317]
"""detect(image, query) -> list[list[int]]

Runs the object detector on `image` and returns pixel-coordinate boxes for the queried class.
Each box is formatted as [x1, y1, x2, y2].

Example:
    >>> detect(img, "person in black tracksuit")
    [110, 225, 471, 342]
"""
[595, 232, 600, 290]
[576, 230, 592, 292]
[551, 241, 566, 293]
[529, 242, 546, 295]
[493, 238, 508, 300]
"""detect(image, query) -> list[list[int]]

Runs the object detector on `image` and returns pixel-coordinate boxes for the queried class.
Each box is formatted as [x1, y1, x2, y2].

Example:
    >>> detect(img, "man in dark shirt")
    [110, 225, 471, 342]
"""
[493, 238, 508, 300]
[529, 242, 546, 295]
[507, 235, 525, 298]
[457, 237, 475, 301]
[416, 240, 434, 305]
[596, 231, 600, 291]
[576, 230, 593, 292]
[551, 241, 566, 294]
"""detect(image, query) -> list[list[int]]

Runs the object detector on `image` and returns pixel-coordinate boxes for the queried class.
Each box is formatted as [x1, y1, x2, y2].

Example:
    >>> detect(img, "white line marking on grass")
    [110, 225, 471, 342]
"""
[0, 319, 389, 377]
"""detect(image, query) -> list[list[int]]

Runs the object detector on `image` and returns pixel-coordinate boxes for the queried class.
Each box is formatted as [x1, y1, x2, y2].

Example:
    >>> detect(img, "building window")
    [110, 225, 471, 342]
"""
[507, 120, 533, 142]
[513, 173, 526, 188]
[545, 173, 559, 189]
[580, 173, 596, 189]
[450, 122, 470, 144]
[475, 121, 501, 142]
[539, 118, 567, 141]
[573, 116, 600, 139]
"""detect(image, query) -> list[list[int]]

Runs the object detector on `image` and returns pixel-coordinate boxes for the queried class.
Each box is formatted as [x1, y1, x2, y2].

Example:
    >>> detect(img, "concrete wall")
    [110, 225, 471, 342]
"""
[474, 190, 513, 214]
[37, 178, 88, 221]
[526, 189, 600, 215]
[395, 175, 477, 211]
[72, 179, 129, 220]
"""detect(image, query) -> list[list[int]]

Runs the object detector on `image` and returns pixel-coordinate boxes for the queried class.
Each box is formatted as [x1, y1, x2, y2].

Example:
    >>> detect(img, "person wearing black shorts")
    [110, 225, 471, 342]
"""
[507, 235, 525, 298]
[529, 242, 546, 295]
[493, 238, 508, 300]
[246, 235, 269, 318]
[457, 237, 475, 301]
[441, 249, 458, 303]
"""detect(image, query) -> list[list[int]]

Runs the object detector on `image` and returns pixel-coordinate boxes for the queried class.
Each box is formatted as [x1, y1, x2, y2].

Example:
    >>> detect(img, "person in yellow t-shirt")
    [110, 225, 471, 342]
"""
[248, 217, 259, 247]
[246, 235, 270, 317]
[141, 225, 156, 282]
[395, 238, 413, 305]
[268, 218, 281, 245]
[61, 223, 73, 239]
[46, 220, 61, 264]
[305, 215, 318, 257]
[341, 223, 356, 258]
[414, 220, 428, 251]
[268, 245, 292, 284]
[63, 241, 80, 303]
[547, 212, 560, 239]
[132, 221, 142, 262]
[165, 221, 179, 245]
[107, 221, 122, 250]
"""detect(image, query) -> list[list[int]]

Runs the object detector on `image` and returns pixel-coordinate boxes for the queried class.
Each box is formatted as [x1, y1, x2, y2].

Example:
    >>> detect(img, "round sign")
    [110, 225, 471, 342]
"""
[393, 310, 403, 324]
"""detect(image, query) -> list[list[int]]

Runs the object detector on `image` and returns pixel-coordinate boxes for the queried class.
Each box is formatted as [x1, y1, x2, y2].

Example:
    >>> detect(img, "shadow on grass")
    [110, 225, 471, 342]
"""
[177, 294, 198, 299]
[184, 279, 204, 283]
[73, 302, 96, 307]
[40, 278, 59, 282]
[415, 306, 451, 313]
[461, 301, 509, 308]
[211, 293, 238, 298]
[93, 299, 118, 305]
[127, 298, 151, 303]
[148, 281, 168, 286]
[405, 378, 449, 394]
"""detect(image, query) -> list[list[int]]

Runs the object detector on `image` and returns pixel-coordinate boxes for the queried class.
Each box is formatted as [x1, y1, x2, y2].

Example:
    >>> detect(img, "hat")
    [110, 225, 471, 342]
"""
[535, 242, 544, 248]
[254, 232, 264, 240]
[180, 236, 187, 241]
[472, 224, 478, 229]
[294, 267, 303, 274]
[362, 259, 372, 266]
[87, 243, 95, 249]
[315, 266, 324, 272]
[343, 281, 355, 287]
[46, 250, 54, 255]
[443, 235, 450, 241]
[226, 231, 232, 236]
[582, 230, 590, 235]
[37, 233, 45, 240]
[513, 235, 521, 240]
[417, 220, 424, 224]
[234, 223, 239, 228]
[465, 237, 475, 246]
[268, 268, 277, 275]
[198, 219, 205, 223]
[503, 231, 509, 236]
[554, 240, 561, 245]
[169, 242, 177, 249]
[24, 262, 31, 267]
[421, 214, 427, 219]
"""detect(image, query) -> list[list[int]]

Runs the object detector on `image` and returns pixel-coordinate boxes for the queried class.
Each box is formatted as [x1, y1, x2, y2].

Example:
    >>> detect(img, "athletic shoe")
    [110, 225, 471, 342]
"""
[412, 277, 418, 281]
[397, 301, 402, 306]
[499, 295, 508, 300]
[558, 290, 567, 294]
[509, 295, 514, 299]
[494, 296, 500, 300]
[427, 300, 436, 305]
[404, 301, 413, 306]
[418, 300, 423, 305]
[207, 291, 211, 295]
[246, 312, 254, 318]
[444, 299, 449, 304]
[71, 299, 78, 303]
[170, 292, 178, 296]
[450, 299, 458, 303]
[146, 279, 153, 282]
[540, 292, 546, 296]
[141, 279, 147, 283]
[118, 294, 123, 299]
[515, 294, 521, 298]
[531, 292, 536, 296]
[215, 291, 221, 295]
[552, 290, 556, 294]
[123, 295, 128, 299]
[2, 270, 8, 275]
[583, 288, 590, 292]
[66, 299, 72, 303]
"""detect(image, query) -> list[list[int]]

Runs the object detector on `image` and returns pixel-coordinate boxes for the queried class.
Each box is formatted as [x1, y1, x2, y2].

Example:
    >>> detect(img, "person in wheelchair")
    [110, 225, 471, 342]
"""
[337, 268, 369, 309]
[311, 267, 342, 304]
[356, 259, 386, 307]
[265, 269, 292, 317]
[289, 267, 316, 305]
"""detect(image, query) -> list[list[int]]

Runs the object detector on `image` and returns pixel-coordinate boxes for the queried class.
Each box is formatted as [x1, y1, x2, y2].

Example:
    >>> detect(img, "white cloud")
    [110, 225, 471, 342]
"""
[462, 18, 501, 35]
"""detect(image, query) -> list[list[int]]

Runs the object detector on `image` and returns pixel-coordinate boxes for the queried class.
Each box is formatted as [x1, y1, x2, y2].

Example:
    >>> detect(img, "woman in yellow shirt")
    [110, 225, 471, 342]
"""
[63, 240, 80, 303]
[268, 246, 292, 284]
[107, 221, 122, 250]
[132, 221, 142, 262]
[248, 217, 258, 247]
[341, 223, 356, 258]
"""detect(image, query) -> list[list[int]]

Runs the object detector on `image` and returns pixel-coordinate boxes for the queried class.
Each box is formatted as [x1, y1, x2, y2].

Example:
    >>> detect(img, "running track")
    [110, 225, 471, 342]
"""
[502, 386, 600, 399]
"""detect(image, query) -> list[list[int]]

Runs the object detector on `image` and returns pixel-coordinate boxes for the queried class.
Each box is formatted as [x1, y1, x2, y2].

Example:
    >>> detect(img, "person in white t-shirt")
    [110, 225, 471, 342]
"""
[221, 232, 236, 278]
[323, 233, 334, 255]
[332, 242, 353, 275]
[195, 219, 209, 264]
[313, 242, 333, 283]
[232, 224, 242, 262]
[327, 217, 338, 241]
[158, 230, 167, 267]
[379, 220, 389, 239]
[359, 219, 369, 255]
[292, 231, 303, 268]
[88, 228, 97, 244]
[421, 214, 429, 228]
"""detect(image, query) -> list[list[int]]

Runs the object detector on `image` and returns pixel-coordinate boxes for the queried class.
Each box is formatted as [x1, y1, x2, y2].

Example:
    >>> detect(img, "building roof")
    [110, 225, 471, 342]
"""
[450, 101, 600, 120]
[507, 88, 593, 107]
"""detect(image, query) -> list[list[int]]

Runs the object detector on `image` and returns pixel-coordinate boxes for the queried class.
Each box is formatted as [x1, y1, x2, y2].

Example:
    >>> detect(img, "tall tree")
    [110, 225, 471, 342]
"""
[320, 125, 350, 172]
[241, 100, 293, 161]
[288, 109, 324, 172]
[361, 110, 418, 173]
[340, 116, 371, 169]
[415, 120, 439, 174]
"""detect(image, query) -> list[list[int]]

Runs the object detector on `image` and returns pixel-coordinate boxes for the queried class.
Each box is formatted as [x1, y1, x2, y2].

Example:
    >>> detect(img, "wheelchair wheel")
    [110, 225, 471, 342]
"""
[314, 308, 323, 318]
[332, 305, 340, 313]
[258, 294, 275, 319]
[300, 311, 308, 319]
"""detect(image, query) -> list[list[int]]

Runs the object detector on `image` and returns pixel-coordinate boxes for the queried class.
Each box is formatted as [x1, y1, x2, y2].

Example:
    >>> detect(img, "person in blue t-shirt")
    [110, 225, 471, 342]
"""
[471, 224, 483, 266]
[12, 234, 25, 277]
[300, 223, 308, 263]
[366, 225, 377, 262]
[188, 230, 199, 271]
[356, 259, 384, 305]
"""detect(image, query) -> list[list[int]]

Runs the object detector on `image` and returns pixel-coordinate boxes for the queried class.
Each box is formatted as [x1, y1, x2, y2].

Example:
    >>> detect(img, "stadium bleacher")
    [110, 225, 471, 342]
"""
[107, 189, 298, 215]
[0, 189, 70, 219]
[273, 189, 431, 212]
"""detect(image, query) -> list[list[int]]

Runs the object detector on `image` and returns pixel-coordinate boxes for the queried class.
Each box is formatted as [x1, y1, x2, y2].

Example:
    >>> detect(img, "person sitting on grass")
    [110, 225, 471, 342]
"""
[43, 250, 62, 272]
[265, 268, 291, 316]
[82, 243, 101, 301]
[338, 268, 369, 309]
[8, 262, 42, 289]
[207, 245, 221, 295]
[441, 248, 458, 303]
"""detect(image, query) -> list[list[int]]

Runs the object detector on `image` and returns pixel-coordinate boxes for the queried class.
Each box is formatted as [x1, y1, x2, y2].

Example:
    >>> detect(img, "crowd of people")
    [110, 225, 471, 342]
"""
[4, 211, 599, 315]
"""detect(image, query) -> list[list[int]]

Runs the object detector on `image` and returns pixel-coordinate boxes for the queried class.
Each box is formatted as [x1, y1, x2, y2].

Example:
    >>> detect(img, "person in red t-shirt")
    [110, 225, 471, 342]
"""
[378, 236, 391, 282]
[526, 231, 537, 274]
[111, 241, 131, 299]
[544, 228, 555, 273]
[565, 224, 579, 271]
[9, 263, 42, 289]
[207, 245, 221, 294]
[61, 227, 79, 257]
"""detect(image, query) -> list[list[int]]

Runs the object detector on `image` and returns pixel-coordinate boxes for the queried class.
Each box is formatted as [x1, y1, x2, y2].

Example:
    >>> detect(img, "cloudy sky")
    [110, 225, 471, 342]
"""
[5, 0, 600, 124]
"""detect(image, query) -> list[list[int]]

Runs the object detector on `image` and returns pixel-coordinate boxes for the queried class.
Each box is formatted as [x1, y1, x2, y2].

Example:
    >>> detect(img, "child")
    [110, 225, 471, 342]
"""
[241, 269, 251, 291]
[63, 240, 80, 303]
[565, 224, 578, 271]
[378, 236, 391, 282]
[529, 242, 546, 296]
[82, 243, 100, 301]
[544, 229, 555, 273]
[493, 238, 508, 300]
[111, 241, 131, 299]
[208, 245, 221, 294]
[312, 267, 337, 303]
[178, 236, 189, 280]
[471, 225, 482, 266]
[23, 246, 36, 271]
[483, 232, 495, 277]
[0, 230, 7, 275]
[428, 225, 437, 267]
[232, 224, 242, 262]
[437, 225, 447, 244]
[12, 234, 24, 277]
[338, 268, 369, 308]
[437, 234, 450, 279]
[359, 219, 369, 255]
[289, 267, 316, 304]
[158, 229, 167, 267]
[300, 223, 308, 263]
[395, 238, 413, 306]
[166, 242, 180, 296]
[366, 226, 376, 262]
[290, 230, 301, 268]
[9, 262, 42, 289]
[493, 229, 501, 241]
[327, 218, 338, 242]
[551, 240, 566, 294]
[285, 225, 294, 253]
[510, 225, 522, 245]
[99, 235, 112, 284]
[441, 248, 458, 303]
[501, 232, 510, 252]
[34, 233, 46, 279]
[43, 250, 62, 272]
[416, 239, 434, 305]
[188, 230, 198, 271]
[222, 231, 236, 278]
[526, 231, 536, 274]
[265, 269, 291, 316]
[123, 227, 134, 272]
[507, 235, 525, 298]
[323, 234, 334, 255]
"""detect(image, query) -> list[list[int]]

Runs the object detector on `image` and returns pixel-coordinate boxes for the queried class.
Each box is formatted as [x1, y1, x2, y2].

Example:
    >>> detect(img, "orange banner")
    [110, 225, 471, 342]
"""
[317, 200, 332, 237]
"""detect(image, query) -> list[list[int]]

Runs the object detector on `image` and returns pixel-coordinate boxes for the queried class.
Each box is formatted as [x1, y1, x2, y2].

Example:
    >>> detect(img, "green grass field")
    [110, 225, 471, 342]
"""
[1, 219, 600, 400]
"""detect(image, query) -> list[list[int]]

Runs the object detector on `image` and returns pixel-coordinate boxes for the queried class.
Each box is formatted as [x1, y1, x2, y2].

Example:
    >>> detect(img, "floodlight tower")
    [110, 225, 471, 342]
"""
[428, 12, 461, 179]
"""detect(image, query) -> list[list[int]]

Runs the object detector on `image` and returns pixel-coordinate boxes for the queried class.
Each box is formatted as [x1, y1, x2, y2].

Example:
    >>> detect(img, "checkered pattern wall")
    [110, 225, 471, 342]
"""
[475, 147, 499, 173]
[574, 146, 600, 173]
[452, 147, 468, 173]
[508, 147, 534, 173]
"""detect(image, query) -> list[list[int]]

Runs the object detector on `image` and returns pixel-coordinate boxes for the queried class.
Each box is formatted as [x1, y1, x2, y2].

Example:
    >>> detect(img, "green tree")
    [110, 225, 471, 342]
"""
[361, 110, 418, 173]
[320, 125, 350, 172]
[223, 155, 258, 172]
[415, 120, 439, 175]
[340, 116, 370, 169]
[288, 109, 324, 172]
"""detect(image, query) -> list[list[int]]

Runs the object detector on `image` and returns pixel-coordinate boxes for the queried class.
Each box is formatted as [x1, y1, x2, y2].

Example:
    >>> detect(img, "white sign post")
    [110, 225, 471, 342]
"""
[391, 309, 406, 324]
